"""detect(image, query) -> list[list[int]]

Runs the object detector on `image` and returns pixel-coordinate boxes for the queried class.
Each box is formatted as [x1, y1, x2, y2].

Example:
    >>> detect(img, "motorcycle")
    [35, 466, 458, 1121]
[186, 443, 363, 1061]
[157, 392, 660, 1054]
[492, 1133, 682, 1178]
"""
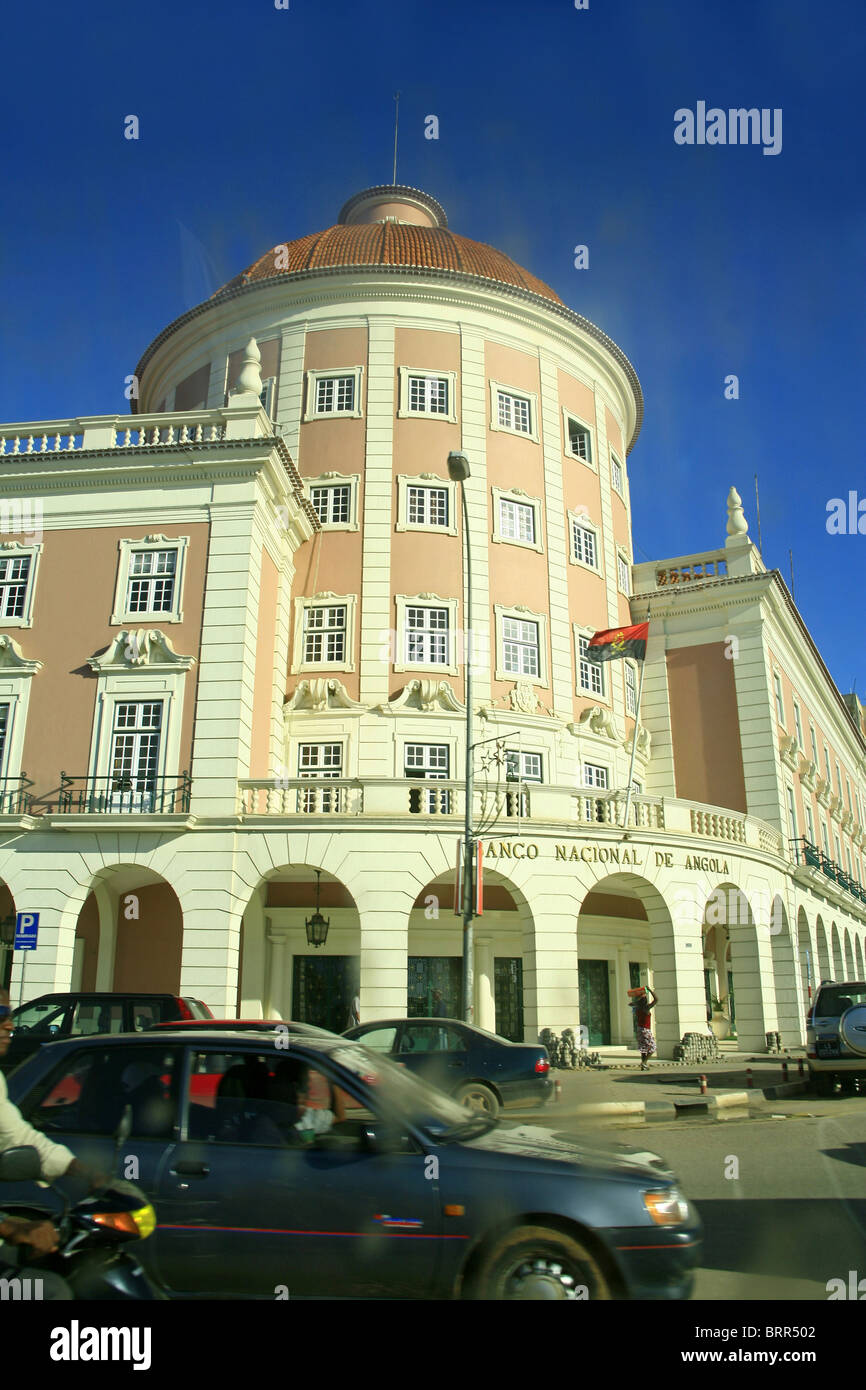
[0, 1107, 166, 1299]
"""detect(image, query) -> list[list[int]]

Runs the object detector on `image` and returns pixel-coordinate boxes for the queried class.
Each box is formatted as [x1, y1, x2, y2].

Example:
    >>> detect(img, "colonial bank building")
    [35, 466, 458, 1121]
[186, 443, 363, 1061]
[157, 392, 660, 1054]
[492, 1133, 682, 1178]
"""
[1, 184, 864, 1057]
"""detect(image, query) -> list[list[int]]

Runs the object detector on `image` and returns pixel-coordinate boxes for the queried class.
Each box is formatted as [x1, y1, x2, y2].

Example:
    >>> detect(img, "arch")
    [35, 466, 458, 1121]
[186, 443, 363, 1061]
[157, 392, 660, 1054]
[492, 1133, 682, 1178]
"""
[815, 916, 831, 981]
[843, 927, 855, 978]
[830, 923, 844, 978]
[855, 936, 865, 978]
[703, 882, 775, 1051]
[81, 865, 184, 995]
[770, 896, 801, 1045]
[796, 907, 815, 1017]
[0, 881, 16, 992]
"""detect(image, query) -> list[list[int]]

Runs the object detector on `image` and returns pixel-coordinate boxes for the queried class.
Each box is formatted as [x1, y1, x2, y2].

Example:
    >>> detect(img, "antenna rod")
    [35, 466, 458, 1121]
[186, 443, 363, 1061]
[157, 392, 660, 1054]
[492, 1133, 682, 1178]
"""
[754, 474, 763, 557]
[392, 92, 400, 185]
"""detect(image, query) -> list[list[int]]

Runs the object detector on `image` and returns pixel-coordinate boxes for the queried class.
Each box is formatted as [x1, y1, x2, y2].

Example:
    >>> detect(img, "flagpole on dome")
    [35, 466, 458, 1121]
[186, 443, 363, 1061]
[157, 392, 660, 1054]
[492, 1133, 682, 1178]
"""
[621, 608, 650, 831]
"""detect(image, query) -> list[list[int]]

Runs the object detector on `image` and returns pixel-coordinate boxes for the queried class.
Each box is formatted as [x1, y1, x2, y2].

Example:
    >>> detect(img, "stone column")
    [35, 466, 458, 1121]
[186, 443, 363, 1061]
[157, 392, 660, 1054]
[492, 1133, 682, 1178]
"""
[649, 882, 706, 1058]
[240, 884, 267, 1017]
[475, 935, 495, 1031]
[93, 880, 118, 991]
[353, 892, 411, 1023]
[266, 928, 289, 1019]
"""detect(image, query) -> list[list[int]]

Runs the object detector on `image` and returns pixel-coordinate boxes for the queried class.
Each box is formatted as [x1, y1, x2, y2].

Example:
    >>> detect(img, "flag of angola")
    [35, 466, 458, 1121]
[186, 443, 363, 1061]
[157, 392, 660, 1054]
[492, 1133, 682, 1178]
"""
[584, 622, 649, 664]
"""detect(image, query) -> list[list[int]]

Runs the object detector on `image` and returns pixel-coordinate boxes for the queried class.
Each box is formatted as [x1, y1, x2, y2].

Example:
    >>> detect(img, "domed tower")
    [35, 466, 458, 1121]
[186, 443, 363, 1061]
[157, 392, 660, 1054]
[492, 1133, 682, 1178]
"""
[133, 183, 645, 816]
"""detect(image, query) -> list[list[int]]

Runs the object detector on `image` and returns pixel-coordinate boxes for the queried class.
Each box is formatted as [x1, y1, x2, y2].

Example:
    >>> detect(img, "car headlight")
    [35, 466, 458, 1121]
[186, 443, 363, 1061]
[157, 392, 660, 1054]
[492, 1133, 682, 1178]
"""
[642, 1187, 690, 1226]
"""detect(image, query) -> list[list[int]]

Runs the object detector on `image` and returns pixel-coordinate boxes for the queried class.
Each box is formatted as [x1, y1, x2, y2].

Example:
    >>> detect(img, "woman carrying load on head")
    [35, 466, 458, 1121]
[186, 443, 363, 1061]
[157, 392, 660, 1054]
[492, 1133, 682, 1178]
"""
[629, 986, 658, 1070]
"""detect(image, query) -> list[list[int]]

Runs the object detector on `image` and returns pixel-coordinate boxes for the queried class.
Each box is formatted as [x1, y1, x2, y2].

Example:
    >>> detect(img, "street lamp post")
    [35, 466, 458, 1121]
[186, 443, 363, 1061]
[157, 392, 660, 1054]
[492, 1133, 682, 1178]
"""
[448, 451, 474, 1024]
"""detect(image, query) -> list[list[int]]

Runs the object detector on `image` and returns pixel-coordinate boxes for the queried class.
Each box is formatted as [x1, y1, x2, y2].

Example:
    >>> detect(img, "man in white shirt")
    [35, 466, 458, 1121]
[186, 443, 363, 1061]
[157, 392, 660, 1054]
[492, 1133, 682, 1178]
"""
[0, 988, 103, 1296]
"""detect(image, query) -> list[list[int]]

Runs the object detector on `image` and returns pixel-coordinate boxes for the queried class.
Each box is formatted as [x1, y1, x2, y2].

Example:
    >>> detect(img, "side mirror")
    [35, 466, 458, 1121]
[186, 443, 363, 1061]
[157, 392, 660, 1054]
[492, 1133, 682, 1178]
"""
[0, 1145, 42, 1183]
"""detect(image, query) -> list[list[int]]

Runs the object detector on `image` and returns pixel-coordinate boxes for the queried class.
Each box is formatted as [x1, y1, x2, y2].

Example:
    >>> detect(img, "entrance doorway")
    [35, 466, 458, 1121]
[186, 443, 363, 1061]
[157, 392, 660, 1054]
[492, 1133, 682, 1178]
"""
[407, 957, 461, 1017]
[494, 958, 524, 1041]
[579, 959, 611, 1045]
[291, 956, 359, 1033]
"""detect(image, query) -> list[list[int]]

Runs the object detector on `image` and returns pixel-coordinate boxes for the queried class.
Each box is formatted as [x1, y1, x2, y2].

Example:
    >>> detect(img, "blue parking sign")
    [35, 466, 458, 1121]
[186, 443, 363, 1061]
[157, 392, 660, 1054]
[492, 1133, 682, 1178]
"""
[14, 912, 39, 950]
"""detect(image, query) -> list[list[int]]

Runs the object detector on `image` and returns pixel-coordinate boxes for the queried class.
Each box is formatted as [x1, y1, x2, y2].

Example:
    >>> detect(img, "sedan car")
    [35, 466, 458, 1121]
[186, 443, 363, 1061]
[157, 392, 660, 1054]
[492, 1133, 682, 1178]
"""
[1, 992, 213, 1074]
[343, 1017, 551, 1115]
[0, 1029, 701, 1299]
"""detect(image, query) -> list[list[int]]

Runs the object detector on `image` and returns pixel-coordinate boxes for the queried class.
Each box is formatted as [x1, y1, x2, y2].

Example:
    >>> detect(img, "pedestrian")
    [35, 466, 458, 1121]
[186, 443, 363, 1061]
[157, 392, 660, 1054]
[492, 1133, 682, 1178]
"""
[629, 986, 658, 1069]
[345, 992, 360, 1030]
[431, 989, 446, 1017]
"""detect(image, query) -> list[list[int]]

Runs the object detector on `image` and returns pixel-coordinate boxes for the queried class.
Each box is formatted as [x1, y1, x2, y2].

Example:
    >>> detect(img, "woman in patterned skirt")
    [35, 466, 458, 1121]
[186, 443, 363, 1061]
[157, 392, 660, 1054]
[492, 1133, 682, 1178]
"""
[630, 986, 658, 1069]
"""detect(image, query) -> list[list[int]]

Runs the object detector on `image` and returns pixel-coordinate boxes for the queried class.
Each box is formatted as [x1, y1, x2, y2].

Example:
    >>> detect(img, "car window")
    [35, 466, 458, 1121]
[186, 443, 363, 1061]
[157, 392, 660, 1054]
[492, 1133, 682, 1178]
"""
[356, 1026, 398, 1052]
[185, 1050, 357, 1146]
[24, 1045, 179, 1139]
[12, 1000, 69, 1035]
[815, 986, 866, 1016]
[70, 1001, 125, 1036]
[401, 1024, 465, 1054]
[130, 1001, 160, 1031]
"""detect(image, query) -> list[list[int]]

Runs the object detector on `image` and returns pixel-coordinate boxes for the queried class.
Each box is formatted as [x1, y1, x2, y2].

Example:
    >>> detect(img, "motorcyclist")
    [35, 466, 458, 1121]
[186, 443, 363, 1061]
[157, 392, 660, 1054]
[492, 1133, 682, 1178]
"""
[0, 988, 107, 1298]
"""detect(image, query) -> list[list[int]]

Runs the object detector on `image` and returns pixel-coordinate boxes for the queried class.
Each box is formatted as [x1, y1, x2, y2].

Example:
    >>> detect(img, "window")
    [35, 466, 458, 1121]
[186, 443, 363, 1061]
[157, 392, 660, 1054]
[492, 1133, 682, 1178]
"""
[786, 786, 798, 843]
[259, 378, 276, 418]
[805, 802, 815, 845]
[809, 724, 818, 762]
[846, 777, 852, 811]
[298, 743, 343, 813]
[0, 554, 31, 619]
[610, 453, 624, 494]
[310, 485, 351, 525]
[316, 376, 354, 413]
[405, 606, 449, 666]
[847, 845, 854, 878]
[184, 1051, 335, 1147]
[773, 672, 785, 725]
[303, 605, 346, 664]
[355, 1026, 398, 1052]
[821, 821, 829, 855]
[408, 486, 449, 527]
[834, 833, 842, 864]
[127, 549, 176, 614]
[398, 368, 457, 422]
[502, 617, 540, 677]
[617, 553, 631, 593]
[824, 748, 832, 784]
[793, 701, 804, 749]
[497, 390, 531, 433]
[109, 702, 162, 810]
[27, 1045, 178, 1140]
[578, 635, 604, 696]
[304, 367, 363, 420]
[112, 537, 188, 625]
[0, 704, 8, 771]
[565, 415, 592, 463]
[499, 497, 535, 544]
[625, 663, 637, 716]
[405, 744, 451, 814]
[570, 518, 598, 569]
[505, 751, 543, 783]
[490, 381, 538, 440]
[583, 763, 609, 820]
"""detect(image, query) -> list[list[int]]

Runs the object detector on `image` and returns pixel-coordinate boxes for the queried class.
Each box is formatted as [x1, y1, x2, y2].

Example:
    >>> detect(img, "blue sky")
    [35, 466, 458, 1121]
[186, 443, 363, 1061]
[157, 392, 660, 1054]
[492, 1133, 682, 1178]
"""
[2, 0, 864, 695]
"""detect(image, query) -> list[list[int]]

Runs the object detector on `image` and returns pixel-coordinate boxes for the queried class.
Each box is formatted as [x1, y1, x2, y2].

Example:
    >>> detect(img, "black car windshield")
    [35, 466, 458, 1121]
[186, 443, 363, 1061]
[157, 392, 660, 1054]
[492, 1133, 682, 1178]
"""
[815, 986, 866, 1016]
[325, 1041, 476, 1135]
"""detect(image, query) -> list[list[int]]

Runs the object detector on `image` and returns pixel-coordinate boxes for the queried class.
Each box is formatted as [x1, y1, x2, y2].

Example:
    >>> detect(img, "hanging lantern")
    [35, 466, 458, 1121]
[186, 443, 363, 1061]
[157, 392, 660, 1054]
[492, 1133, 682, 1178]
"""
[305, 870, 330, 949]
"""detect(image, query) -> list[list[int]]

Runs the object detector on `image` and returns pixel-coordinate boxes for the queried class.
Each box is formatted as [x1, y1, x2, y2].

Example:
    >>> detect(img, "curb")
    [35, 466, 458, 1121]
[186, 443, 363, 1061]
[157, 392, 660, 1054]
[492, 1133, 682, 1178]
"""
[760, 1080, 810, 1100]
[566, 1089, 753, 1124]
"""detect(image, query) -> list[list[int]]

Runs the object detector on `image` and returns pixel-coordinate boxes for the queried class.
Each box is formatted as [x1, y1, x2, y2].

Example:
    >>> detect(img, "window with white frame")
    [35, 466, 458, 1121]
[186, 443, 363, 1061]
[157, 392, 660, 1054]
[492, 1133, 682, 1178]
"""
[847, 845, 854, 878]
[834, 833, 842, 863]
[112, 537, 188, 625]
[773, 672, 785, 725]
[578, 634, 605, 696]
[397, 368, 457, 422]
[303, 604, 346, 664]
[625, 662, 637, 716]
[846, 776, 852, 811]
[793, 701, 804, 749]
[304, 367, 363, 420]
[610, 452, 624, 494]
[408, 485, 449, 528]
[820, 820, 829, 855]
[565, 415, 592, 463]
[617, 553, 631, 594]
[0, 703, 8, 773]
[127, 550, 176, 615]
[0, 554, 32, 620]
[499, 497, 536, 544]
[108, 702, 162, 810]
[570, 518, 599, 569]
[405, 606, 450, 666]
[809, 723, 818, 762]
[310, 484, 351, 525]
[583, 762, 609, 820]
[504, 750, 542, 817]
[786, 786, 798, 843]
[805, 801, 815, 845]
[298, 743, 343, 813]
[405, 743, 451, 814]
[489, 380, 538, 440]
[259, 378, 276, 418]
[502, 617, 540, 678]
[824, 748, 832, 783]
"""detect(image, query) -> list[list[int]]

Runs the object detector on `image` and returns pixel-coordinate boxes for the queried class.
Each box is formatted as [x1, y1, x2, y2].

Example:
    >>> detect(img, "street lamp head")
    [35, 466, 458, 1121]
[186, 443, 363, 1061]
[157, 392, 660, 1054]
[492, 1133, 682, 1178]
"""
[447, 451, 471, 483]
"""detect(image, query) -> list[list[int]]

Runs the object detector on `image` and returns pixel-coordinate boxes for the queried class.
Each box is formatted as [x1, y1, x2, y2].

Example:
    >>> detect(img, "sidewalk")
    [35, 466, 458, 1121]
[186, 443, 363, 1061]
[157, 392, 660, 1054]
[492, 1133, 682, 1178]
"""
[513, 1051, 814, 1125]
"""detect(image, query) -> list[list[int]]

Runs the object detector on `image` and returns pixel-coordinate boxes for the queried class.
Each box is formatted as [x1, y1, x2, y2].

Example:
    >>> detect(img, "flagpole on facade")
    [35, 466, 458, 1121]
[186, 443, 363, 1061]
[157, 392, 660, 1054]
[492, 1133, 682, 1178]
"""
[621, 613, 650, 830]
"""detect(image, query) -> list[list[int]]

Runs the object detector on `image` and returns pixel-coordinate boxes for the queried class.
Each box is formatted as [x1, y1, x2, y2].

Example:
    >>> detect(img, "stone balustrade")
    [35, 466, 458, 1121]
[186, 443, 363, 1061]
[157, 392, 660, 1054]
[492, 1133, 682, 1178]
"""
[0, 405, 272, 458]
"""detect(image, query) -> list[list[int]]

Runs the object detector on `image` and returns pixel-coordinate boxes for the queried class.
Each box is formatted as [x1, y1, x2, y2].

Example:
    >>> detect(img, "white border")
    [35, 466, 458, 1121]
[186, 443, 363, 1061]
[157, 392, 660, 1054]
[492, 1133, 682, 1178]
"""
[489, 380, 540, 442]
[394, 594, 459, 675]
[303, 367, 364, 421]
[562, 408, 595, 468]
[494, 603, 549, 687]
[306, 474, 361, 532]
[567, 511, 602, 574]
[395, 476, 458, 535]
[0, 543, 43, 629]
[397, 367, 458, 423]
[573, 623, 607, 700]
[292, 594, 358, 674]
[491, 487, 544, 554]
[111, 536, 189, 626]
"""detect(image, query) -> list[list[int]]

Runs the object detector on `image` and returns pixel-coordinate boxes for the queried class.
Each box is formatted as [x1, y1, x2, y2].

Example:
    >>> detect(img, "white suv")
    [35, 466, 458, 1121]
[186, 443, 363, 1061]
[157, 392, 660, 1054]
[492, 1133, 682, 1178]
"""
[806, 980, 866, 1095]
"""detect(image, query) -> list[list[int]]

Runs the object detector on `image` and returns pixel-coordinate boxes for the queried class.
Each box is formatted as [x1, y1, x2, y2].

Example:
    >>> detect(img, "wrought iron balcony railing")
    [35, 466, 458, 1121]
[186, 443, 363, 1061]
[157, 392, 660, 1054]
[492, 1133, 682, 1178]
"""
[54, 773, 192, 815]
[793, 838, 866, 904]
[0, 775, 33, 814]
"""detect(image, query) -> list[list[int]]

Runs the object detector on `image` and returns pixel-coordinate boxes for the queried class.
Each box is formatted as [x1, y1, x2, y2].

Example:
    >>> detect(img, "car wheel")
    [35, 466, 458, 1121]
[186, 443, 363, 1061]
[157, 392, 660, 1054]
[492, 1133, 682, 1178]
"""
[472, 1225, 611, 1301]
[455, 1082, 499, 1118]
[814, 1072, 835, 1097]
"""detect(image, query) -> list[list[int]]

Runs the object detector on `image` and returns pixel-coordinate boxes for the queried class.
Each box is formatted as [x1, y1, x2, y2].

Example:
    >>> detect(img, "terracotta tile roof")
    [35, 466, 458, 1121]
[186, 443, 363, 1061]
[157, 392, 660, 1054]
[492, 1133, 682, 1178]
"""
[213, 223, 562, 304]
